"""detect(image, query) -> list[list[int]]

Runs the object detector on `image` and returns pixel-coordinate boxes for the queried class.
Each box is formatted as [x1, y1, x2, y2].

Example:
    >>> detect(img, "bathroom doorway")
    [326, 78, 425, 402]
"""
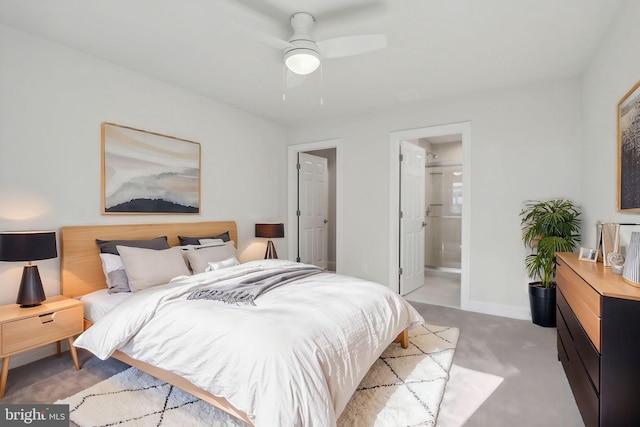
[412, 135, 462, 307]
[389, 122, 470, 310]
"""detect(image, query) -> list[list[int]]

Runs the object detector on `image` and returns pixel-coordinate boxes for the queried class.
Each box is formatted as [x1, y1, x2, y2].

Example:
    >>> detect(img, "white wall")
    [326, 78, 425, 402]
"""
[289, 78, 583, 318]
[581, 0, 640, 245]
[0, 25, 288, 366]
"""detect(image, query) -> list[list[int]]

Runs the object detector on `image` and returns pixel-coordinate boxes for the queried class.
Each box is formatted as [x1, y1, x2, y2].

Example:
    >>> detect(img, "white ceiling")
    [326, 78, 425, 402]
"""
[0, 0, 623, 127]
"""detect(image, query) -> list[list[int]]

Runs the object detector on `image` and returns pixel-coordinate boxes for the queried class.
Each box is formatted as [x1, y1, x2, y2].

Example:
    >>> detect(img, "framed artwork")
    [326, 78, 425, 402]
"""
[578, 247, 598, 263]
[101, 122, 201, 214]
[618, 79, 640, 212]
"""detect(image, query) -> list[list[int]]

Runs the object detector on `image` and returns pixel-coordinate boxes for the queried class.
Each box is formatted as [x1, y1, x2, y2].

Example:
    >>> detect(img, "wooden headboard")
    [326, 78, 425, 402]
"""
[61, 221, 237, 298]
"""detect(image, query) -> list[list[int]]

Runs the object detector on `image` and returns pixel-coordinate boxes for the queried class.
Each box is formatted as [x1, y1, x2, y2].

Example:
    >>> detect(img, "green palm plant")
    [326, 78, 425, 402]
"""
[520, 199, 581, 288]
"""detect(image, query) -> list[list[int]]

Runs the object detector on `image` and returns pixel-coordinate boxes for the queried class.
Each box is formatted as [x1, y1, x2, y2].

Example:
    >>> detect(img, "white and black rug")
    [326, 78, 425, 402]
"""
[57, 323, 459, 427]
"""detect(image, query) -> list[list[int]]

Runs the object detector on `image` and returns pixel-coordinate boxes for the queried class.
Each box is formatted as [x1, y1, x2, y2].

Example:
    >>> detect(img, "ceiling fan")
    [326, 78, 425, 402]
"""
[280, 12, 387, 75]
[240, 11, 387, 77]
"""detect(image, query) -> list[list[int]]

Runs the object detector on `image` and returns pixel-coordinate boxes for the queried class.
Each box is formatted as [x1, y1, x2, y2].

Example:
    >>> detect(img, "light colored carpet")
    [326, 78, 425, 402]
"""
[57, 323, 459, 427]
[437, 365, 504, 427]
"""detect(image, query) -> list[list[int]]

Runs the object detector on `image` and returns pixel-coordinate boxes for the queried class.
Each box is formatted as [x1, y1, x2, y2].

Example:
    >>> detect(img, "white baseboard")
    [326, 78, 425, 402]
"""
[464, 299, 531, 321]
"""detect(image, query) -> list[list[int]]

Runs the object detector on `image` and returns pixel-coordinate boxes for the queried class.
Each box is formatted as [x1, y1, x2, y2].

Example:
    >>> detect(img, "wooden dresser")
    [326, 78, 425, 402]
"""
[556, 252, 640, 427]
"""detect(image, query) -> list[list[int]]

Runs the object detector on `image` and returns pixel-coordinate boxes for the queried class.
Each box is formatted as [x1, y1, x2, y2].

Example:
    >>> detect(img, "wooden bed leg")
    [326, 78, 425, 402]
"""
[394, 329, 409, 349]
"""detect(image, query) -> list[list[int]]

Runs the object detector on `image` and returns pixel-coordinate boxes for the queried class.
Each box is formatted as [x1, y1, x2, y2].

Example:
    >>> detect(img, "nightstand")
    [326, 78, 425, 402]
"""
[0, 295, 83, 398]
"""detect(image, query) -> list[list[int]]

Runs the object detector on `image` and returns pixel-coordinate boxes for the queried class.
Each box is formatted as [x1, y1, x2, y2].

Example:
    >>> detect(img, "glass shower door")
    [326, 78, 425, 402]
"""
[424, 164, 462, 270]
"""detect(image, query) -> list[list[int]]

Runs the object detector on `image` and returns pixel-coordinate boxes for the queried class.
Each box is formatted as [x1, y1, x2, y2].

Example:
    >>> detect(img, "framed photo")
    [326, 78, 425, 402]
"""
[101, 122, 201, 214]
[617, 79, 640, 212]
[578, 247, 598, 263]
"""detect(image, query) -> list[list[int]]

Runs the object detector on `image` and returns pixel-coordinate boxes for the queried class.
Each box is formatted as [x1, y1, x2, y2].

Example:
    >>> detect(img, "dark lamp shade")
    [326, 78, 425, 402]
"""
[255, 223, 285, 239]
[0, 231, 57, 308]
[0, 231, 57, 262]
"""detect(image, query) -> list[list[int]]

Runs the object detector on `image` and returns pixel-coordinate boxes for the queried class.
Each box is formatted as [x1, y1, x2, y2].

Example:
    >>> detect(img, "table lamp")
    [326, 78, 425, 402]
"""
[255, 223, 285, 259]
[0, 231, 57, 307]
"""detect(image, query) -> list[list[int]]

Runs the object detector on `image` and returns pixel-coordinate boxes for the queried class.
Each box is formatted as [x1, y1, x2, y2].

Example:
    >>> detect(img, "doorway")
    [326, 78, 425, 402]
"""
[287, 140, 341, 272]
[389, 122, 471, 310]
[413, 136, 462, 307]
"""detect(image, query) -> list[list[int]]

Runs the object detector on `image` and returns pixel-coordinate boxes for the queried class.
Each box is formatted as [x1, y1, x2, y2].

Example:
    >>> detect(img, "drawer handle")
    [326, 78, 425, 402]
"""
[39, 313, 54, 324]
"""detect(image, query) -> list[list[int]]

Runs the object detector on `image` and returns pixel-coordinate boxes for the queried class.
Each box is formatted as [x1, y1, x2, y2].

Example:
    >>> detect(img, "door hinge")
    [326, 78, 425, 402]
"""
[296, 210, 301, 216]
[296, 163, 301, 170]
[399, 267, 403, 275]
[399, 153, 404, 162]
[399, 210, 403, 219]
[296, 257, 301, 262]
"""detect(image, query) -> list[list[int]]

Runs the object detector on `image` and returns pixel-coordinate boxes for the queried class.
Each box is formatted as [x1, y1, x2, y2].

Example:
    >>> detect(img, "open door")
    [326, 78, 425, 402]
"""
[298, 152, 329, 268]
[400, 140, 426, 295]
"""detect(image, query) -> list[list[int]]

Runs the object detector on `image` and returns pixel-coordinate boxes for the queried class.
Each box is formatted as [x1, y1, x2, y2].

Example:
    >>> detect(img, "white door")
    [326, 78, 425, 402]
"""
[298, 152, 329, 268]
[400, 141, 426, 295]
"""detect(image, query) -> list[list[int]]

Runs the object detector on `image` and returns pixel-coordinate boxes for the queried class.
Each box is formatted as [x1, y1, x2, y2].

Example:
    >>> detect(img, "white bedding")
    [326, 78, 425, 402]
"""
[74, 260, 423, 427]
[80, 289, 131, 323]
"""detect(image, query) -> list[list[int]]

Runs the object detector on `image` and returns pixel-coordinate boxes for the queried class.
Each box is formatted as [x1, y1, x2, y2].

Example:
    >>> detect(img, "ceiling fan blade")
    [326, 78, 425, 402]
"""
[317, 34, 387, 59]
[230, 0, 288, 22]
[233, 23, 292, 50]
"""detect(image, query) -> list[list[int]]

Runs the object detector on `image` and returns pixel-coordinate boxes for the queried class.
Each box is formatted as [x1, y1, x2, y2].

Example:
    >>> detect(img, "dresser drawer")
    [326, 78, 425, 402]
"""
[558, 289, 600, 392]
[1, 305, 83, 355]
[557, 300, 600, 427]
[557, 259, 602, 351]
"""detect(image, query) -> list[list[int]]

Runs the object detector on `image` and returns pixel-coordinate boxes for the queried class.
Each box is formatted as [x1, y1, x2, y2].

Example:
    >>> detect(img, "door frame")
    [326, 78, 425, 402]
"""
[287, 139, 342, 272]
[388, 122, 471, 309]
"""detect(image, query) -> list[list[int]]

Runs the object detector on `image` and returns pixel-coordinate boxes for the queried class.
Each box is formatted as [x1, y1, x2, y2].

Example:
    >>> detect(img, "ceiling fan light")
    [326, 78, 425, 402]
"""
[284, 49, 320, 75]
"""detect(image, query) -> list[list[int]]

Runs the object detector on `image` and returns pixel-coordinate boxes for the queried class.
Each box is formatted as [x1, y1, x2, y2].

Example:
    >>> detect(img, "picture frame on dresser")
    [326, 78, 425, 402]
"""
[101, 122, 201, 214]
[617, 79, 640, 212]
[578, 247, 598, 262]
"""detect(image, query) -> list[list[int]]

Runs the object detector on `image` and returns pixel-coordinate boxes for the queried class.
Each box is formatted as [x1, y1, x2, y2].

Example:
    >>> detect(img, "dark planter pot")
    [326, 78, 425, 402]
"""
[529, 283, 556, 327]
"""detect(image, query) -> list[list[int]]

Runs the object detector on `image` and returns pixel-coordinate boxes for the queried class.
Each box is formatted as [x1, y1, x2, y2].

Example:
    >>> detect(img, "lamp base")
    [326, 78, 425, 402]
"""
[264, 240, 279, 259]
[17, 265, 46, 308]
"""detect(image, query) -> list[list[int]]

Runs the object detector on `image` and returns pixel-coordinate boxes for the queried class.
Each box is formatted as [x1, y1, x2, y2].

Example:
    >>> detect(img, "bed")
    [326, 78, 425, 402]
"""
[61, 221, 423, 426]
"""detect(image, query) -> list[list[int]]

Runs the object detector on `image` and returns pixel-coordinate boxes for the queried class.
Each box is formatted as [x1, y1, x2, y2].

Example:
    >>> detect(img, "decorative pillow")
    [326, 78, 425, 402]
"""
[176, 239, 225, 251]
[206, 256, 240, 272]
[186, 241, 237, 274]
[99, 253, 131, 294]
[178, 232, 230, 245]
[96, 236, 170, 255]
[116, 246, 190, 292]
[197, 238, 225, 246]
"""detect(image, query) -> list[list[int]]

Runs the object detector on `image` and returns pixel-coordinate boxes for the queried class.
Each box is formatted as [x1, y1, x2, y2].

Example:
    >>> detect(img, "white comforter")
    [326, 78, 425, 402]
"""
[74, 260, 423, 427]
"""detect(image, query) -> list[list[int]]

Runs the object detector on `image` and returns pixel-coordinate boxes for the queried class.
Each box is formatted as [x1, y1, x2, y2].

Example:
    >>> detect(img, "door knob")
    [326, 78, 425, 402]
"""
[422, 221, 427, 228]
[324, 219, 329, 224]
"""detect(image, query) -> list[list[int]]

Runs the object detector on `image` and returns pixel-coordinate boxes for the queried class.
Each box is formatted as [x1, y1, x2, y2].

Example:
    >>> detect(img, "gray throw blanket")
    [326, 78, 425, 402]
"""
[187, 266, 324, 305]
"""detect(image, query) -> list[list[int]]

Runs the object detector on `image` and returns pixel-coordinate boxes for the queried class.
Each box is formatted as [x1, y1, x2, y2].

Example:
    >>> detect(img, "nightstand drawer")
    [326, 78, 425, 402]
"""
[1, 305, 83, 355]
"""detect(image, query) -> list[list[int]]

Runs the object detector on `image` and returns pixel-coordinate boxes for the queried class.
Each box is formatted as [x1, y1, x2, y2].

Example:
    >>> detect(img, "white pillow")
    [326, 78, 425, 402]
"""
[186, 241, 237, 274]
[177, 240, 228, 271]
[198, 238, 225, 246]
[99, 253, 131, 294]
[206, 256, 240, 271]
[116, 246, 191, 292]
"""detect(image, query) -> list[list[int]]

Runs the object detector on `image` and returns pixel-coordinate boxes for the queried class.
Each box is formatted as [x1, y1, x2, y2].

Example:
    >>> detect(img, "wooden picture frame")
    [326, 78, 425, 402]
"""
[101, 122, 201, 214]
[578, 247, 598, 263]
[617, 79, 640, 212]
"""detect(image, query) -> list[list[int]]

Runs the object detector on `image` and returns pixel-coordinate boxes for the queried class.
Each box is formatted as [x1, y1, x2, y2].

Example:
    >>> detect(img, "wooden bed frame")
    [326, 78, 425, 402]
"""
[60, 221, 408, 425]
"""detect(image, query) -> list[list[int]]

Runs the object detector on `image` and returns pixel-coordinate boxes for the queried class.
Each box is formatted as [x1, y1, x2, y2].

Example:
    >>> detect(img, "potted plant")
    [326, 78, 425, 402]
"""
[520, 199, 581, 327]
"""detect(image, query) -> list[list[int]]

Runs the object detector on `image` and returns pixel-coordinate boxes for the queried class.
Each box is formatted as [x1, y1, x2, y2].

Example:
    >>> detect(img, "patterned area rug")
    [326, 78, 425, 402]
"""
[57, 323, 459, 427]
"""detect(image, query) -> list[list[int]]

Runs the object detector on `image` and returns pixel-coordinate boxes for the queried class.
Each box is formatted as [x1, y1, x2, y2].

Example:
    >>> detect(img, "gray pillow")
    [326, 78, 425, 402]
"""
[186, 242, 237, 274]
[96, 236, 169, 255]
[116, 246, 190, 292]
[107, 269, 130, 294]
[178, 232, 230, 245]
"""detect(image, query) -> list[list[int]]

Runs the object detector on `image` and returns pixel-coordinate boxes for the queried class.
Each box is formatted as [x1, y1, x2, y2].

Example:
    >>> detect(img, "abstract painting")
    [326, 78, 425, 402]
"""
[101, 123, 201, 214]
[618, 80, 640, 212]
